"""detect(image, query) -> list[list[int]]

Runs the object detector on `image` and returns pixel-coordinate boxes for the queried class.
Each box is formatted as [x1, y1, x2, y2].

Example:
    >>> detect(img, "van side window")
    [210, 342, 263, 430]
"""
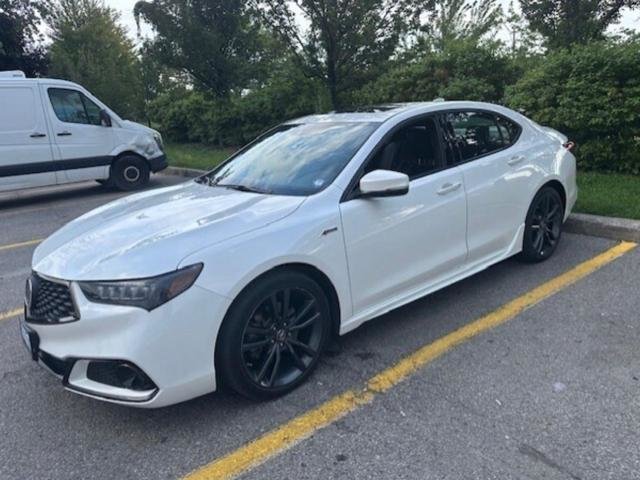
[441, 111, 507, 162]
[48, 88, 102, 126]
[364, 117, 441, 180]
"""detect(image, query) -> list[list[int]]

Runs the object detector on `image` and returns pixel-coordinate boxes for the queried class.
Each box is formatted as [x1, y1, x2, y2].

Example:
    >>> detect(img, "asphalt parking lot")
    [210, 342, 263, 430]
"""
[0, 176, 638, 480]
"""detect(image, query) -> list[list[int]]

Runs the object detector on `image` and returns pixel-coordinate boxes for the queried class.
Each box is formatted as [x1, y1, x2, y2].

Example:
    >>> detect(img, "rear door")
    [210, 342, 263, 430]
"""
[42, 85, 115, 184]
[0, 83, 56, 192]
[439, 110, 529, 265]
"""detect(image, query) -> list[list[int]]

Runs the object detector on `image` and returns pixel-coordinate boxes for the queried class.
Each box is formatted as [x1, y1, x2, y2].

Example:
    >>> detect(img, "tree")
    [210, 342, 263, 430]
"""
[355, 40, 517, 105]
[506, 40, 640, 174]
[0, 0, 48, 76]
[48, 0, 143, 119]
[422, 0, 503, 51]
[134, 0, 267, 97]
[255, 0, 425, 110]
[520, 0, 640, 49]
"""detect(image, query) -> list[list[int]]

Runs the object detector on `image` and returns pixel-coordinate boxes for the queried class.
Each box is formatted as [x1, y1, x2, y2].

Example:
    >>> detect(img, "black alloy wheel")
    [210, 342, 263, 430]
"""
[520, 186, 564, 262]
[216, 271, 330, 400]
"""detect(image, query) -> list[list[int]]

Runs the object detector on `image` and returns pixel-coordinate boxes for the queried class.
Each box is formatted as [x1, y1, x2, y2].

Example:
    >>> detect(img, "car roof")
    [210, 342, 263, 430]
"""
[287, 101, 514, 125]
[0, 73, 84, 90]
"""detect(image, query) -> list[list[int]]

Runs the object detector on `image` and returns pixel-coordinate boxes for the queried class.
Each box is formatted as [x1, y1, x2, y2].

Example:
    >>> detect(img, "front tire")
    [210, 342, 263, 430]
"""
[520, 186, 564, 262]
[216, 270, 331, 400]
[110, 155, 150, 191]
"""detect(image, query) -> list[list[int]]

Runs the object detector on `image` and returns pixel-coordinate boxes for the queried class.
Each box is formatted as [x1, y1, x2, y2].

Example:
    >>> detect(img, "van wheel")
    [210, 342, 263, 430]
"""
[111, 155, 150, 191]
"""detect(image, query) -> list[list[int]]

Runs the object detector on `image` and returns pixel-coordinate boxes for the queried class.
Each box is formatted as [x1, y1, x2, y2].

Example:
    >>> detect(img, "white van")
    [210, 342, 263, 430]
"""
[0, 71, 167, 193]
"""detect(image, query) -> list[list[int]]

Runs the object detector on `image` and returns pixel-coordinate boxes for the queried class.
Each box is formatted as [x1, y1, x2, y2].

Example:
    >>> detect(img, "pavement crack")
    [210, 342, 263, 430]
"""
[518, 443, 582, 480]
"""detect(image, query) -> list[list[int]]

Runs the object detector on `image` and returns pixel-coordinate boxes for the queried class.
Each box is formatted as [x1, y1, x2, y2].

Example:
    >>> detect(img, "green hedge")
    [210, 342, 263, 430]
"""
[506, 40, 640, 174]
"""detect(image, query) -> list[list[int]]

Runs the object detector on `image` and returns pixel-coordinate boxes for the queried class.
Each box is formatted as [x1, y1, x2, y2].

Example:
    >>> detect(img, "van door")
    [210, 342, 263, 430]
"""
[0, 83, 56, 192]
[42, 86, 115, 184]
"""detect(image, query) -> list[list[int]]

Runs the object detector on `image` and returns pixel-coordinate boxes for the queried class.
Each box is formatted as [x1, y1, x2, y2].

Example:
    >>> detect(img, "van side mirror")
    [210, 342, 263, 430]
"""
[99, 109, 112, 127]
[358, 169, 409, 198]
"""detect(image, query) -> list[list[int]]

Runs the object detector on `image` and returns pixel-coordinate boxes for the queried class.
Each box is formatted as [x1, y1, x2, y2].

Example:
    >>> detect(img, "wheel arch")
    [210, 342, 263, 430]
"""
[538, 179, 567, 215]
[224, 262, 342, 339]
[111, 150, 150, 168]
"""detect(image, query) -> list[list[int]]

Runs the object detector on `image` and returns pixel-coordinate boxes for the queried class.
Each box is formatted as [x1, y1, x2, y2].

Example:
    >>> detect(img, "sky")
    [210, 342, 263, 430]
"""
[108, 0, 639, 43]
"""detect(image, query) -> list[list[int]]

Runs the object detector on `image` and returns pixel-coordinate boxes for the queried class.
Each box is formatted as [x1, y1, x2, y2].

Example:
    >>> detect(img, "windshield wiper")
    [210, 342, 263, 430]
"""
[217, 183, 271, 194]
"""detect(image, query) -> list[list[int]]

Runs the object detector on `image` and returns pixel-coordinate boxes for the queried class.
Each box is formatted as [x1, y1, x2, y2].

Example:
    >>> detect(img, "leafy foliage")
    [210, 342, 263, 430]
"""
[520, 0, 640, 49]
[48, 0, 144, 119]
[134, 0, 269, 97]
[0, 0, 48, 76]
[149, 59, 324, 145]
[255, 0, 425, 109]
[421, 0, 503, 51]
[506, 40, 640, 174]
[355, 41, 518, 104]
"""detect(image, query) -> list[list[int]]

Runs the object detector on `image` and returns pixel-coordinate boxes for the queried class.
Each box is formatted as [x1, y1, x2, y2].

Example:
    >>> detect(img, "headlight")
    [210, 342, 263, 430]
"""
[78, 264, 203, 311]
[153, 134, 163, 151]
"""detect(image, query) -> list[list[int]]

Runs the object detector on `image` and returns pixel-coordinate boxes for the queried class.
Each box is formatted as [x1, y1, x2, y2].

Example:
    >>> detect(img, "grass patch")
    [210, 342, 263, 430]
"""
[166, 143, 235, 171]
[576, 171, 640, 220]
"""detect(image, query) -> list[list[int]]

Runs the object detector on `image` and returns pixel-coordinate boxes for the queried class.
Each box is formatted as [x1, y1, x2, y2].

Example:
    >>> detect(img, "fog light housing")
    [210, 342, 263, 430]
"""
[87, 360, 156, 391]
[65, 359, 158, 402]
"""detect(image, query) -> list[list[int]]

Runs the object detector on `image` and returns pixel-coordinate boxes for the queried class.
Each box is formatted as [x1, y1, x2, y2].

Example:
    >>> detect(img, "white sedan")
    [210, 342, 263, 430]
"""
[21, 101, 577, 407]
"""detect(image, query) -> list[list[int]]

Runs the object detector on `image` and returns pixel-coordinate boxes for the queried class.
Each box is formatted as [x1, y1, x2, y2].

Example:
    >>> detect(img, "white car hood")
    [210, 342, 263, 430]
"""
[120, 119, 160, 137]
[33, 182, 305, 281]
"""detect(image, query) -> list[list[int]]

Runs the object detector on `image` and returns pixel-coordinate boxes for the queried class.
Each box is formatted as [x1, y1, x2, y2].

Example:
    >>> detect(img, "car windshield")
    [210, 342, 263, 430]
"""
[200, 122, 379, 196]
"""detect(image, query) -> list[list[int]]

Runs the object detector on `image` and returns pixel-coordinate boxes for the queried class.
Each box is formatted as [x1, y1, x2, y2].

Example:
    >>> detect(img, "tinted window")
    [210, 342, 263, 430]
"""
[365, 117, 441, 179]
[441, 111, 508, 162]
[202, 122, 378, 196]
[48, 88, 102, 125]
[496, 115, 521, 145]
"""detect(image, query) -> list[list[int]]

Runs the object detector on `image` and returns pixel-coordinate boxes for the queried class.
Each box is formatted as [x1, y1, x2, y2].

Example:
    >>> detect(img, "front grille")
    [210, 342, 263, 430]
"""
[28, 274, 78, 324]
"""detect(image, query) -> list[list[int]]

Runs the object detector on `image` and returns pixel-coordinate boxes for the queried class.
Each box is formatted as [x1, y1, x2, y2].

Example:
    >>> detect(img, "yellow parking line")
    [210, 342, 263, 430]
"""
[184, 241, 637, 480]
[0, 308, 22, 322]
[0, 239, 42, 252]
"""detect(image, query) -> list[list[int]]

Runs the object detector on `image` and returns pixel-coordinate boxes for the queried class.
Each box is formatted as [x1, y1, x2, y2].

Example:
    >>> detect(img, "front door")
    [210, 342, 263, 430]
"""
[339, 116, 468, 316]
[42, 85, 115, 184]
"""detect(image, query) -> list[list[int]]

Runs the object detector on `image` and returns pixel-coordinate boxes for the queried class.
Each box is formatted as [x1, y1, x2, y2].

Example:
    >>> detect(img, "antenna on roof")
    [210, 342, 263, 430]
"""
[0, 70, 26, 78]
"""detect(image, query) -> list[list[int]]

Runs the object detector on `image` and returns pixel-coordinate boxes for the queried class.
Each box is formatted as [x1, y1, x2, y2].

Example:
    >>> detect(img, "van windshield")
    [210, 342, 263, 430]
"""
[199, 122, 378, 196]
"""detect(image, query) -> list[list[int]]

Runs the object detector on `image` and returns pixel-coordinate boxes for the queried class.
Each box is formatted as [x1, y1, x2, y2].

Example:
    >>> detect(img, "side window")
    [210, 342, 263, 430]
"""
[496, 115, 521, 146]
[364, 117, 441, 179]
[442, 111, 508, 162]
[48, 88, 102, 126]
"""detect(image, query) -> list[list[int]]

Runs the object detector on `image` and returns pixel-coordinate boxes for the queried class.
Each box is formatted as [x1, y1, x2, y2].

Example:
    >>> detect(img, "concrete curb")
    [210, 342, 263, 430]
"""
[159, 166, 640, 242]
[564, 213, 640, 243]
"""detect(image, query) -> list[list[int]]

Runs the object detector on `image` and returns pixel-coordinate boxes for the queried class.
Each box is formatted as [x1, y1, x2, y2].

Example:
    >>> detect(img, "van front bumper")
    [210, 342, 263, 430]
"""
[149, 154, 168, 173]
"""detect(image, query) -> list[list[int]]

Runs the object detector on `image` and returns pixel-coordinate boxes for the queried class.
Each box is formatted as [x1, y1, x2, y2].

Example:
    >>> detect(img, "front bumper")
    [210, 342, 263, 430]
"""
[22, 276, 230, 408]
[148, 153, 168, 173]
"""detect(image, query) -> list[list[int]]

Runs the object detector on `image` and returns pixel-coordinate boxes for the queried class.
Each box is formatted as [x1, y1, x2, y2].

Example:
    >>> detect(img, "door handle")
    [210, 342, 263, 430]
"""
[30, 132, 46, 138]
[437, 182, 462, 195]
[57, 131, 72, 136]
[507, 155, 525, 166]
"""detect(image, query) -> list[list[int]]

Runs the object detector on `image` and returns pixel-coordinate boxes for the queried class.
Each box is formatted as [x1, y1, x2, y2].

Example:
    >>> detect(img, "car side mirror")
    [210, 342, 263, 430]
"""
[99, 109, 112, 127]
[358, 169, 409, 198]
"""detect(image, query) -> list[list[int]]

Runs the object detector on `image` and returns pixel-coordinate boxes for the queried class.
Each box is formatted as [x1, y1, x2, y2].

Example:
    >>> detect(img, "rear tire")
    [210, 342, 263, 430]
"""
[216, 270, 331, 401]
[519, 186, 564, 263]
[110, 155, 150, 191]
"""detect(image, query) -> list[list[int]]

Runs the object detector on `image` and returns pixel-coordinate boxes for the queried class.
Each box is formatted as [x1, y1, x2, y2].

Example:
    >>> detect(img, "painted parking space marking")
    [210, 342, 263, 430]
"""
[0, 308, 21, 322]
[183, 241, 637, 480]
[0, 239, 42, 253]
